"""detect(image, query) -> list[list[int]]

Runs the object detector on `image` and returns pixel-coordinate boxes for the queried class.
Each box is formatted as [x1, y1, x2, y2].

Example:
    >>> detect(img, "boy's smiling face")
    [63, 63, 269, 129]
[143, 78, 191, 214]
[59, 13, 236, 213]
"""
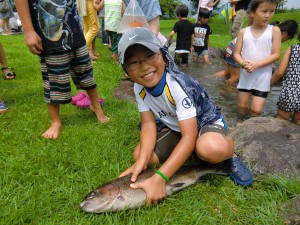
[124, 45, 166, 88]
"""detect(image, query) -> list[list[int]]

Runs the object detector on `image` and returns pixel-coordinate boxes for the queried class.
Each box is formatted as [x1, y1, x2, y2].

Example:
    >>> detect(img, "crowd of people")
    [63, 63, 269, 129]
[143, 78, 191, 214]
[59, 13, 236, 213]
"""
[1, 0, 299, 207]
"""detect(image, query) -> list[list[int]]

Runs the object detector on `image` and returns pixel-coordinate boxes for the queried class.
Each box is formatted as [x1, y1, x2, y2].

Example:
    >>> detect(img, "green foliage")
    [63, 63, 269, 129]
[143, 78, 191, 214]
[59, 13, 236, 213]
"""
[1, 11, 300, 224]
[160, 0, 182, 19]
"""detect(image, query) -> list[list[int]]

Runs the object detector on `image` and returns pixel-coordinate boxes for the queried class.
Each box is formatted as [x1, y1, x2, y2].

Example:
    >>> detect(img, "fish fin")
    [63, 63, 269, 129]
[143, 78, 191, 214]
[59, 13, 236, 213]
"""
[195, 174, 210, 183]
[171, 183, 185, 188]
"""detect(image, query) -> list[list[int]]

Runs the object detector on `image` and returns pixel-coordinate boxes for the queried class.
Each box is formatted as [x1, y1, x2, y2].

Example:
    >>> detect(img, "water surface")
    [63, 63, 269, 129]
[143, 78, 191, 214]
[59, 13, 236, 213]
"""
[180, 57, 280, 128]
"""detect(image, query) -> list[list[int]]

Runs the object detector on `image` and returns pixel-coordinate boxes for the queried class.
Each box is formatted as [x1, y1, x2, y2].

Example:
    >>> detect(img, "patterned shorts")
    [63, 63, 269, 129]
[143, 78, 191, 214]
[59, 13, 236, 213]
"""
[40, 45, 96, 104]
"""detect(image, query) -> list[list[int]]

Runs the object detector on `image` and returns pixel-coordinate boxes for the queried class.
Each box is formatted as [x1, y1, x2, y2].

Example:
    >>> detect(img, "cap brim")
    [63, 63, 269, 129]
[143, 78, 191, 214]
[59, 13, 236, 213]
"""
[121, 42, 160, 64]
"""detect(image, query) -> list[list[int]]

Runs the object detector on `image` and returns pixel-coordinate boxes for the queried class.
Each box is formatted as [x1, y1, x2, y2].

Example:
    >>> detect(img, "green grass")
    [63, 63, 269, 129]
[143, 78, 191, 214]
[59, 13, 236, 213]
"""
[1, 12, 300, 224]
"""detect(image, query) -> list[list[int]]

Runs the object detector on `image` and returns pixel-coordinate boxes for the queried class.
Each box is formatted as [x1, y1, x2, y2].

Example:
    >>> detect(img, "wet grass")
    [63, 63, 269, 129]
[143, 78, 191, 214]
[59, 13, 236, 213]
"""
[1, 12, 300, 224]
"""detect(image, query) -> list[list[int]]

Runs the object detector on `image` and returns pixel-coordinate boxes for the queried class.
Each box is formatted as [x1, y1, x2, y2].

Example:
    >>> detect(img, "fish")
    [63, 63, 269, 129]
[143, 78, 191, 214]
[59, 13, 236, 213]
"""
[80, 164, 230, 213]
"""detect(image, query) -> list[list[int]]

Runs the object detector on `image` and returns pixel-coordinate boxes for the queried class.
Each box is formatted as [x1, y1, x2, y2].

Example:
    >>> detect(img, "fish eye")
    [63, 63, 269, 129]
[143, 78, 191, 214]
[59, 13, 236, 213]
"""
[117, 196, 125, 202]
[87, 190, 98, 199]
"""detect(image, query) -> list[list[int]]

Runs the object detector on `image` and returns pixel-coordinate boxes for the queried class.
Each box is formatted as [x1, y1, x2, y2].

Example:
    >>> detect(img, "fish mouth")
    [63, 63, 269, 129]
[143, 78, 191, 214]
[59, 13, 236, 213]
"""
[80, 199, 115, 213]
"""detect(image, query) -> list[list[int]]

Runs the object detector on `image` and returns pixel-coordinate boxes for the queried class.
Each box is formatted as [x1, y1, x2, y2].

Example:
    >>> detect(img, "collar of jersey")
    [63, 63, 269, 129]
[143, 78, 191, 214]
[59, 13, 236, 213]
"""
[145, 70, 167, 97]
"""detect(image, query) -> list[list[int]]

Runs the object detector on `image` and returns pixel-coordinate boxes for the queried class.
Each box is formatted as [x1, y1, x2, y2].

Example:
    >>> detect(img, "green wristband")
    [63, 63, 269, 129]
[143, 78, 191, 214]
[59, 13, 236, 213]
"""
[240, 61, 245, 68]
[154, 170, 169, 182]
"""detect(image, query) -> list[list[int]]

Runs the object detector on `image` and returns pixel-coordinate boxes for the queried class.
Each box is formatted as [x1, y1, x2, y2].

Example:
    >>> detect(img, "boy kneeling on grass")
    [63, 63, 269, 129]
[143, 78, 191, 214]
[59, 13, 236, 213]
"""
[118, 27, 253, 205]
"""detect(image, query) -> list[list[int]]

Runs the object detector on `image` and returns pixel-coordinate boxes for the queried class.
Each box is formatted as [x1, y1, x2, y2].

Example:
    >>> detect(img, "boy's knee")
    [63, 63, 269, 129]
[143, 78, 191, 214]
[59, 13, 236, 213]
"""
[196, 137, 233, 164]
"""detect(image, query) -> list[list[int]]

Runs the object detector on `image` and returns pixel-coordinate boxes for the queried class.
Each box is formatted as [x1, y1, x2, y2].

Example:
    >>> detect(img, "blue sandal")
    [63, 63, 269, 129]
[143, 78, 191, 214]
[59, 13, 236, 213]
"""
[225, 155, 253, 187]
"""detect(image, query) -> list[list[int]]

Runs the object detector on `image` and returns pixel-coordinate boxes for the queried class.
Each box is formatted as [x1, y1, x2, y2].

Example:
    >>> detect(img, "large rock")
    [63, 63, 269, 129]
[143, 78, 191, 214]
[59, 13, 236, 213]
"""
[230, 117, 300, 180]
[281, 196, 300, 225]
[208, 47, 225, 59]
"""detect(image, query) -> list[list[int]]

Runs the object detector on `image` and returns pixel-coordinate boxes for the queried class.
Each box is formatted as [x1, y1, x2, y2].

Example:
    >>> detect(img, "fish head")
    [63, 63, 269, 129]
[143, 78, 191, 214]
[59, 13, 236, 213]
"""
[80, 180, 146, 213]
[80, 183, 120, 213]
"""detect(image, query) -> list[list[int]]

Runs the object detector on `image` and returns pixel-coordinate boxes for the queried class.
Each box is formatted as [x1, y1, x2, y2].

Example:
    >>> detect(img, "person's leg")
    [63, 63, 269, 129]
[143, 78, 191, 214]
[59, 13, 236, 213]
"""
[40, 52, 73, 139]
[196, 132, 234, 164]
[202, 54, 211, 64]
[0, 42, 15, 79]
[293, 112, 300, 125]
[0, 19, 6, 34]
[230, 9, 247, 39]
[226, 65, 240, 84]
[70, 45, 109, 123]
[276, 108, 292, 121]
[181, 53, 189, 67]
[0, 42, 8, 67]
[214, 64, 230, 77]
[196, 122, 253, 186]
[193, 52, 199, 62]
[238, 91, 251, 116]
[174, 53, 181, 66]
[148, 16, 160, 35]
[101, 19, 109, 44]
[84, 0, 100, 60]
[133, 143, 160, 166]
[91, 37, 99, 58]
[87, 88, 109, 123]
[134, 129, 181, 166]
[42, 103, 62, 139]
[110, 32, 122, 64]
[251, 94, 267, 116]
[4, 18, 11, 34]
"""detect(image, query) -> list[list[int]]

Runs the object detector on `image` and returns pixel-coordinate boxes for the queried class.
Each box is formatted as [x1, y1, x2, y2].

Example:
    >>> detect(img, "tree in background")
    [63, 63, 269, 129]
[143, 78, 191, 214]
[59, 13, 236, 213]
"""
[160, 0, 182, 18]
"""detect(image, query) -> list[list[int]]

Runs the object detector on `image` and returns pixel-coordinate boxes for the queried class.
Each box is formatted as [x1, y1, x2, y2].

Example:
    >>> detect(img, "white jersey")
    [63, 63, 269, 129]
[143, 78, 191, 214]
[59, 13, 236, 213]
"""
[134, 72, 197, 132]
[237, 25, 273, 92]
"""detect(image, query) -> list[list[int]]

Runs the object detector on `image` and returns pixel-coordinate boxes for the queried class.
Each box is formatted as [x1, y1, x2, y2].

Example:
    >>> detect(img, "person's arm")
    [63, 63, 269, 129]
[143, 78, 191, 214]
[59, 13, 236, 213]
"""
[93, 0, 101, 10]
[119, 111, 157, 182]
[14, 0, 43, 54]
[244, 26, 281, 73]
[207, 28, 210, 50]
[212, 0, 220, 7]
[270, 46, 291, 86]
[234, 28, 246, 68]
[190, 33, 194, 53]
[97, 0, 104, 11]
[131, 117, 198, 205]
[121, 1, 126, 13]
[167, 30, 175, 45]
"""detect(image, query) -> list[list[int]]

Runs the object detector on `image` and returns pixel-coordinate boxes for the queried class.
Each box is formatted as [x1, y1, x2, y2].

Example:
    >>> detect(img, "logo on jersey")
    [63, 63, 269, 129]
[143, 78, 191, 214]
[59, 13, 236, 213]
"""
[182, 97, 193, 109]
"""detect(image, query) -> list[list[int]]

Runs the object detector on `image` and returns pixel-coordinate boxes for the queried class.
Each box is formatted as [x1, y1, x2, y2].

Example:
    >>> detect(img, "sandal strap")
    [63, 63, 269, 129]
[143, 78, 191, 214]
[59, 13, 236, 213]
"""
[1, 67, 13, 71]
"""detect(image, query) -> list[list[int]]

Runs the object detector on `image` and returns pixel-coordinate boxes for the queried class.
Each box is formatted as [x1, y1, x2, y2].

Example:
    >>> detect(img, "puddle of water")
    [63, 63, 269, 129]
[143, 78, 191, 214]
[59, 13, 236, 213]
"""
[179, 57, 280, 128]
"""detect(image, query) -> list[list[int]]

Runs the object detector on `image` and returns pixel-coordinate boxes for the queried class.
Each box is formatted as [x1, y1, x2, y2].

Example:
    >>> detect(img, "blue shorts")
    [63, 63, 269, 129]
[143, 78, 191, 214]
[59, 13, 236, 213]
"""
[40, 45, 96, 104]
[193, 49, 208, 58]
[225, 41, 240, 68]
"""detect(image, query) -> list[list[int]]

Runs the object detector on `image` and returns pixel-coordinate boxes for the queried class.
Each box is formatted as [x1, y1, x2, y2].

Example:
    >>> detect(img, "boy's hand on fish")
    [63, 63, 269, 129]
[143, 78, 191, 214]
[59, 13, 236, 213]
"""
[119, 159, 148, 182]
[130, 174, 166, 206]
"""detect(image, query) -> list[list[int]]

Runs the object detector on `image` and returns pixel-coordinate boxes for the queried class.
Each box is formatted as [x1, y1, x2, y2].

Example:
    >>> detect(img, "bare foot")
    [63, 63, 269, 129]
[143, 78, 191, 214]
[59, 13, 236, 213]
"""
[89, 105, 110, 123]
[213, 71, 227, 77]
[42, 122, 62, 139]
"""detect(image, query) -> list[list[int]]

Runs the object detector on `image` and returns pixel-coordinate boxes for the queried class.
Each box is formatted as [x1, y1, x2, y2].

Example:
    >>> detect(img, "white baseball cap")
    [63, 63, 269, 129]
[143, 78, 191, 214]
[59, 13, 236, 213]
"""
[118, 27, 162, 64]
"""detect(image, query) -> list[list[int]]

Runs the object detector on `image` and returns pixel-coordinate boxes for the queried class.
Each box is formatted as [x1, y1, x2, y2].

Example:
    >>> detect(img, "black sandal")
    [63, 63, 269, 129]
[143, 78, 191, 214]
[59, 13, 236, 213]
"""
[2, 67, 16, 80]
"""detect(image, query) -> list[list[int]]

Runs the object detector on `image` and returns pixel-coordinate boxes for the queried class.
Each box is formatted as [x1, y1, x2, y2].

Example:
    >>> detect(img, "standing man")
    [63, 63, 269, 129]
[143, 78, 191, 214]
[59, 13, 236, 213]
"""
[230, 0, 251, 39]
